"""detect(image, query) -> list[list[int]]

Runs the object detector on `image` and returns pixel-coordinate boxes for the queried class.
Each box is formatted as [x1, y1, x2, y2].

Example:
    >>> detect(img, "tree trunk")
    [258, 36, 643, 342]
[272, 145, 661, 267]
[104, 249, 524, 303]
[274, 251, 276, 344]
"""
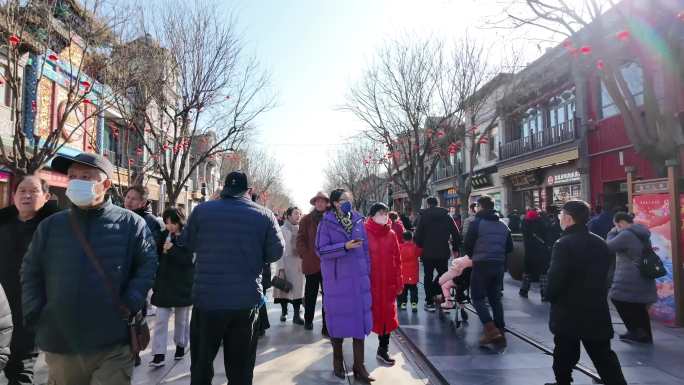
[165, 181, 181, 208]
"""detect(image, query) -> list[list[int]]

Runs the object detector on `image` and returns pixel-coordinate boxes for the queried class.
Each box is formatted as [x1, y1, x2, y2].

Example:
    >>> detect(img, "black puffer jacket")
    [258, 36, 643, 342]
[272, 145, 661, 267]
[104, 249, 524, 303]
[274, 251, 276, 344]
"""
[0, 284, 12, 370]
[151, 230, 194, 308]
[522, 216, 550, 276]
[0, 202, 60, 355]
[414, 207, 461, 260]
[546, 224, 613, 340]
[22, 199, 158, 354]
[133, 205, 163, 246]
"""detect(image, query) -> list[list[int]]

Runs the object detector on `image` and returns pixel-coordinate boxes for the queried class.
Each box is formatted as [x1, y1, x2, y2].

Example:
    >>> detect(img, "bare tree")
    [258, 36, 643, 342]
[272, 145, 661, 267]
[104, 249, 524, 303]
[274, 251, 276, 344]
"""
[343, 36, 504, 213]
[103, 1, 273, 206]
[323, 140, 388, 214]
[219, 147, 292, 212]
[496, 0, 684, 173]
[0, 0, 121, 176]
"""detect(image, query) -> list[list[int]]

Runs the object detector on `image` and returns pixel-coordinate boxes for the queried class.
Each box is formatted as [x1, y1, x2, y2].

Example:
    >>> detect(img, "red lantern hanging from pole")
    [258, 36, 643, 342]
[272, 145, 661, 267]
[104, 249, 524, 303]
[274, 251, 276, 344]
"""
[616, 30, 630, 41]
[596, 59, 605, 70]
[8, 35, 20, 46]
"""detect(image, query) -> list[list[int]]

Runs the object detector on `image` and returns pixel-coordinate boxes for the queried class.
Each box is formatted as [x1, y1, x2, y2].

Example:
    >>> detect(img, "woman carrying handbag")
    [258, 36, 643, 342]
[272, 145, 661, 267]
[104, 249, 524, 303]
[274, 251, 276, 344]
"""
[273, 207, 306, 324]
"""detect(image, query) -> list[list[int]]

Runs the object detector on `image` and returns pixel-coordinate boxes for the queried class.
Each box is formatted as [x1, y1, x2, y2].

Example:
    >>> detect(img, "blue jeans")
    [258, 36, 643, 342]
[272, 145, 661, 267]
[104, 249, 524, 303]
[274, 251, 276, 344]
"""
[470, 261, 505, 329]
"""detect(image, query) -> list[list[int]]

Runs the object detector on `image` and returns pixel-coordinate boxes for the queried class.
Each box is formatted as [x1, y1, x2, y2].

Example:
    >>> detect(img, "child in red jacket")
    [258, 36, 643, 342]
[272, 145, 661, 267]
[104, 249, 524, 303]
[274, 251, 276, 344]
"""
[398, 231, 422, 312]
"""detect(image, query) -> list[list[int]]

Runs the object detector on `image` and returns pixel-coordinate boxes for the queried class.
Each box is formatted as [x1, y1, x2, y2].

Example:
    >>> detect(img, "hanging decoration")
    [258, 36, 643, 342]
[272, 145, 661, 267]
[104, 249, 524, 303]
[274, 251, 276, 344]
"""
[436, 130, 445, 139]
[135, 147, 143, 156]
[47, 53, 59, 62]
[128, 159, 134, 166]
[83, 99, 91, 105]
[8, 35, 20, 46]
[80, 80, 91, 89]
[579, 45, 592, 55]
[616, 30, 630, 41]
[478, 135, 490, 144]
[596, 59, 605, 70]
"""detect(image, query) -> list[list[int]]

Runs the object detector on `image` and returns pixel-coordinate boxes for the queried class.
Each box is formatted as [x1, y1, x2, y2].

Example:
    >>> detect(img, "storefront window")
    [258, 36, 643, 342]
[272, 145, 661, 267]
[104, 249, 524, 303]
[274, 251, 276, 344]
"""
[552, 184, 581, 206]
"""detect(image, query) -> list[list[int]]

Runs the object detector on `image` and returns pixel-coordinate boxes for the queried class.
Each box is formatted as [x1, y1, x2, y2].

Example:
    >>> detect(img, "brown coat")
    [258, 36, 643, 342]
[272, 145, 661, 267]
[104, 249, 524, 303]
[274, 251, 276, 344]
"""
[296, 210, 324, 275]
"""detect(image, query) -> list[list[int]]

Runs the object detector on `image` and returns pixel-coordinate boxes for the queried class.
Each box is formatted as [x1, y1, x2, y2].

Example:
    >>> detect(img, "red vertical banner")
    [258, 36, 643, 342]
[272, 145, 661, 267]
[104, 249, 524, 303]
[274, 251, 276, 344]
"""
[632, 194, 675, 324]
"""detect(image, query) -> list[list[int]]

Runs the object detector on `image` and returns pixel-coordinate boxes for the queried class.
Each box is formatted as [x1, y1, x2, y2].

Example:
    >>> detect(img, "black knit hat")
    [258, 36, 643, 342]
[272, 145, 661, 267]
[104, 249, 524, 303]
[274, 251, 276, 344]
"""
[561, 200, 591, 225]
[369, 202, 389, 217]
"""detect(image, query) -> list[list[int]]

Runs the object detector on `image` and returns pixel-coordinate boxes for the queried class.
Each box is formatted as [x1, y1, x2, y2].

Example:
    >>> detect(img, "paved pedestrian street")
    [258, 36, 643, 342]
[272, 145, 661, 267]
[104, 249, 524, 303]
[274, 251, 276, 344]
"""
[0, 297, 429, 385]
[396, 274, 684, 385]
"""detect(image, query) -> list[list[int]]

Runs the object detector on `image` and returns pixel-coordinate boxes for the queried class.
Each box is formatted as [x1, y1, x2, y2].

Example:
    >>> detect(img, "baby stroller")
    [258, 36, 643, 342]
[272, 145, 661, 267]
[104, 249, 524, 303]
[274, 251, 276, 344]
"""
[434, 267, 472, 328]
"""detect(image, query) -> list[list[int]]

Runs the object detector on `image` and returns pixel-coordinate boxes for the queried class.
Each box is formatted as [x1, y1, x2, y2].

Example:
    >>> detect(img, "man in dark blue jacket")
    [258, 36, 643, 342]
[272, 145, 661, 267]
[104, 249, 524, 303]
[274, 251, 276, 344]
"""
[182, 171, 285, 385]
[464, 195, 513, 347]
[21, 153, 157, 385]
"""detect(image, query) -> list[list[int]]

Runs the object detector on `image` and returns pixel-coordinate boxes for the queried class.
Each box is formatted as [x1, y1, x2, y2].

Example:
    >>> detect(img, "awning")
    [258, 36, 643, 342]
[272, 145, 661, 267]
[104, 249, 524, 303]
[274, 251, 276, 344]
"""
[500, 148, 578, 177]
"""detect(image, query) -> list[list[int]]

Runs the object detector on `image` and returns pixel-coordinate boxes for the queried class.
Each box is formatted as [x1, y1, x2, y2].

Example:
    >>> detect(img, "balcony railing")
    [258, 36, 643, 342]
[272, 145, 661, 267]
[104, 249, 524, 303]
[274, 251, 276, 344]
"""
[499, 119, 577, 160]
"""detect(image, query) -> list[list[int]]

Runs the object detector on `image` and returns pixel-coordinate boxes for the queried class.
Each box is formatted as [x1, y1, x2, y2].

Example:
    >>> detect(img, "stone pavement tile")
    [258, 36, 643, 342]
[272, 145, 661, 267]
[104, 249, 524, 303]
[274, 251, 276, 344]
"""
[437, 368, 595, 385]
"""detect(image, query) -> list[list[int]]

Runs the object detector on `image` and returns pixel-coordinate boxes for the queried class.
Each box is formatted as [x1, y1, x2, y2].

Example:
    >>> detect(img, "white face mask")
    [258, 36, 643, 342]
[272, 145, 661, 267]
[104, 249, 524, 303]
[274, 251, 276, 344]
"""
[373, 213, 389, 225]
[66, 179, 98, 207]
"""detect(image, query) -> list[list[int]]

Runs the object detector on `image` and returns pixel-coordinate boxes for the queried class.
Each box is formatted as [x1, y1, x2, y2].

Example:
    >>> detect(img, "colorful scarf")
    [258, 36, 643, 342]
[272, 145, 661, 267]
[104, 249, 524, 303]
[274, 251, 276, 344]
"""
[335, 210, 354, 234]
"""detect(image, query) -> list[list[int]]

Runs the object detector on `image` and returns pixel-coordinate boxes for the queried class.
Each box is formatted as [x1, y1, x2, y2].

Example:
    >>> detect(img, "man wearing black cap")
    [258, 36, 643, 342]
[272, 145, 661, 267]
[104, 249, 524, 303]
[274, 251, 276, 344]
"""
[21, 152, 158, 385]
[545, 200, 626, 385]
[182, 171, 285, 385]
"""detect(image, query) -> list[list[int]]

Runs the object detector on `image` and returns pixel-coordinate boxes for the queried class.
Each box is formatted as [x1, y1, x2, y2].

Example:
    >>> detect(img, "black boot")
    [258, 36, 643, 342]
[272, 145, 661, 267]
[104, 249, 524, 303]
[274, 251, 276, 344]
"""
[353, 339, 375, 383]
[519, 274, 531, 298]
[332, 338, 345, 379]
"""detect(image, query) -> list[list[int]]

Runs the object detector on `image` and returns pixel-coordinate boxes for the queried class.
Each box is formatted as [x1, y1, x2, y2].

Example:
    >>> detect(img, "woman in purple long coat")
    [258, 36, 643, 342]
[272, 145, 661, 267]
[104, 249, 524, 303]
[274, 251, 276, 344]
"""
[316, 188, 374, 383]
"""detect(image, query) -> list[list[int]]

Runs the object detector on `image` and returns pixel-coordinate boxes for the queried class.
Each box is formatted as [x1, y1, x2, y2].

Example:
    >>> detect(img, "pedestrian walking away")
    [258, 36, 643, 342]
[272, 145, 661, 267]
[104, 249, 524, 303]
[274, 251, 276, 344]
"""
[315, 189, 374, 383]
[545, 200, 627, 385]
[606, 212, 658, 344]
[0, 174, 59, 385]
[463, 195, 513, 347]
[365, 203, 403, 367]
[414, 197, 461, 312]
[149, 207, 194, 367]
[520, 208, 551, 301]
[0, 284, 13, 373]
[398, 231, 422, 312]
[181, 171, 285, 385]
[273, 207, 306, 325]
[21, 153, 158, 385]
[296, 191, 330, 335]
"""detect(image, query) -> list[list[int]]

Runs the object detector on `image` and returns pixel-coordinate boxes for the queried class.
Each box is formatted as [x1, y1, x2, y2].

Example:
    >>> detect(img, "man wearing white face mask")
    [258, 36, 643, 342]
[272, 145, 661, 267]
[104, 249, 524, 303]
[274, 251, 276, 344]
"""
[21, 153, 158, 385]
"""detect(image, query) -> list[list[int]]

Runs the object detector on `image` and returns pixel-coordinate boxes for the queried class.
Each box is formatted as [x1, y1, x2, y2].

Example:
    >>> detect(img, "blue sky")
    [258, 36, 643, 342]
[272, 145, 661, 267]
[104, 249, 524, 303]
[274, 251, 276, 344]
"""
[222, 0, 553, 209]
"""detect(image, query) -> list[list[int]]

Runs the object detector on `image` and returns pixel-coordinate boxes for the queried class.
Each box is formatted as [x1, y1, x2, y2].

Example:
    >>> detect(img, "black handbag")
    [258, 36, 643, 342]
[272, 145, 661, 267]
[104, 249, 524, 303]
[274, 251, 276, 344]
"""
[271, 270, 292, 293]
[626, 228, 667, 280]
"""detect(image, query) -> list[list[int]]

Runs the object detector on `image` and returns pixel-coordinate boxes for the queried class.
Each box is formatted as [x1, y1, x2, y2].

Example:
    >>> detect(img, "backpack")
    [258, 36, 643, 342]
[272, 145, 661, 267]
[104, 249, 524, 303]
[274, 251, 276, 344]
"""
[626, 228, 667, 280]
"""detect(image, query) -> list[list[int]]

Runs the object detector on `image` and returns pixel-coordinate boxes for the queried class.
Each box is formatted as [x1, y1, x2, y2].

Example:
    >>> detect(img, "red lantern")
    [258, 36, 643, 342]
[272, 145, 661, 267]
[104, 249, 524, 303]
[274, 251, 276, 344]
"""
[436, 130, 445, 138]
[478, 135, 490, 144]
[616, 30, 630, 41]
[83, 99, 91, 105]
[0, 79, 4, 85]
[47, 53, 59, 62]
[128, 159, 134, 166]
[8, 35, 20, 46]
[135, 147, 143, 155]
[580, 45, 592, 55]
[162, 144, 169, 151]
[596, 59, 605, 70]
[80, 80, 91, 89]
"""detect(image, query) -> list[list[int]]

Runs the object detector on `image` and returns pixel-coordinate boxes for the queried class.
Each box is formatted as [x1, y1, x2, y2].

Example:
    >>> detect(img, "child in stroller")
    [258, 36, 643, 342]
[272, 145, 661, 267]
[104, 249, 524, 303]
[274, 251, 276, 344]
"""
[433, 256, 472, 311]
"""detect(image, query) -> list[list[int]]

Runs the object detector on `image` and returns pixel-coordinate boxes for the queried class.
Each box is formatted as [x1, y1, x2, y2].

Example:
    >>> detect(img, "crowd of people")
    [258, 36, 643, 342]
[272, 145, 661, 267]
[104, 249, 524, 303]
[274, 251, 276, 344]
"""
[0, 151, 658, 385]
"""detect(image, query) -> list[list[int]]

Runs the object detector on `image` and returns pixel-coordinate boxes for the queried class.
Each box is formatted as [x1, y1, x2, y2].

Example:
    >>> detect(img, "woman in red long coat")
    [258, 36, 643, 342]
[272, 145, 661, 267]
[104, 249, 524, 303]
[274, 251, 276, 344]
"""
[365, 202, 403, 366]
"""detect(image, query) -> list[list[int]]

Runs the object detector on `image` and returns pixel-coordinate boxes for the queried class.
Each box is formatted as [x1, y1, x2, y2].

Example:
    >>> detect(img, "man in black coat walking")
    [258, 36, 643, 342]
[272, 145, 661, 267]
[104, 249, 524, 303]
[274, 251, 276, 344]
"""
[545, 200, 626, 385]
[414, 197, 461, 311]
